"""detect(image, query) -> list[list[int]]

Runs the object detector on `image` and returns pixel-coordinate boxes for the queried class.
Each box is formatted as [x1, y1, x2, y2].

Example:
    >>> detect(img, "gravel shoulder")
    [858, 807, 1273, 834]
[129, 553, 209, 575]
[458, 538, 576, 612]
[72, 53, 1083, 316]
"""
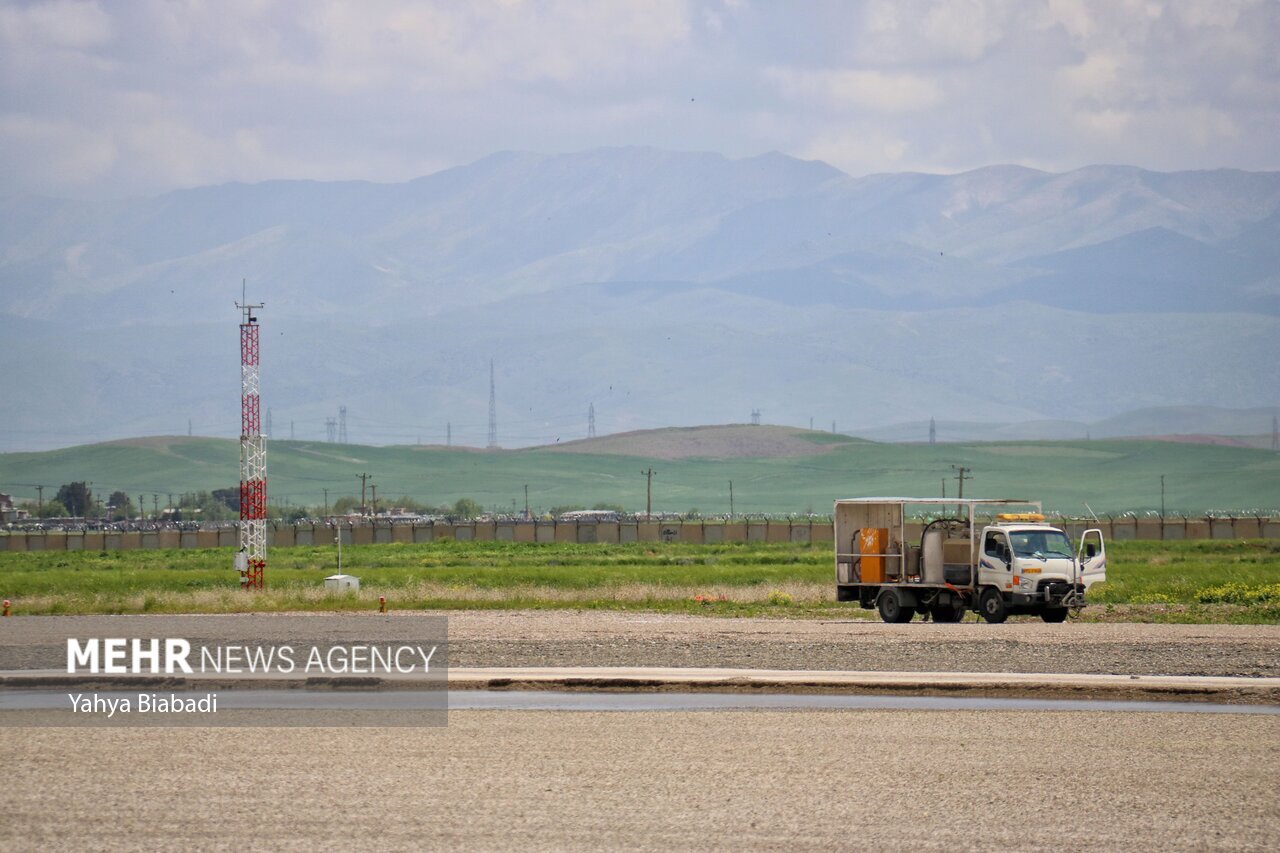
[2, 610, 1278, 676]
[4, 709, 1276, 851]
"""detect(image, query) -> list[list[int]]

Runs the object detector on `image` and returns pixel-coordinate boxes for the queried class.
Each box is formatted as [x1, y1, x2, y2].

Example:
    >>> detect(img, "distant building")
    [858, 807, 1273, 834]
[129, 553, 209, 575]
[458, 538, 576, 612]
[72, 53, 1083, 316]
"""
[0, 492, 17, 523]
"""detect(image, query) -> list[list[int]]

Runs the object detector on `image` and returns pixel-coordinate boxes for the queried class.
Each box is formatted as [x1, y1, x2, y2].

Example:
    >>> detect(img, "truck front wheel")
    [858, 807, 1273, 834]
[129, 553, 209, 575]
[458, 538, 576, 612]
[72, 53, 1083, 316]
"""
[877, 589, 914, 624]
[979, 588, 1008, 624]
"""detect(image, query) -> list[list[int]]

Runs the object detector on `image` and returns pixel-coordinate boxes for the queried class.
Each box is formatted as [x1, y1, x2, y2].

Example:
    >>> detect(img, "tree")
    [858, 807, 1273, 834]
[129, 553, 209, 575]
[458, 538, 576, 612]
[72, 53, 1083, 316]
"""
[27, 499, 68, 518]
[452, 497, 483, 519]
[211, 488, 240, 513]
[107, 491, 135, 521]
[332, 496, 361, 515]
[55, 482, 92, 517]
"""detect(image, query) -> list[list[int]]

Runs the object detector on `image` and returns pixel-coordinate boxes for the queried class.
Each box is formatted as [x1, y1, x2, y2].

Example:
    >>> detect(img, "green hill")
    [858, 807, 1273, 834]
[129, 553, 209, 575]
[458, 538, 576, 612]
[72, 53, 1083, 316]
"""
[2, 427, 1277, 516]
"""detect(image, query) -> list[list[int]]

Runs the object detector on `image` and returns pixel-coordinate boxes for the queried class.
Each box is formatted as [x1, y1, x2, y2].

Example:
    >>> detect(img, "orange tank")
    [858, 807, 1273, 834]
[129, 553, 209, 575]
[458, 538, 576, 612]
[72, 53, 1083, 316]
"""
[860, 527, 888, 583]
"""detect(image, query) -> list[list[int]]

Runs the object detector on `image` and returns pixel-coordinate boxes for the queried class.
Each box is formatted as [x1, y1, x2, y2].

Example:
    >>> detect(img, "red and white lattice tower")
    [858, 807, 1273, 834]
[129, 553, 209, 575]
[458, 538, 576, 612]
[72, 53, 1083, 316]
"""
[236, 294, 266, 589]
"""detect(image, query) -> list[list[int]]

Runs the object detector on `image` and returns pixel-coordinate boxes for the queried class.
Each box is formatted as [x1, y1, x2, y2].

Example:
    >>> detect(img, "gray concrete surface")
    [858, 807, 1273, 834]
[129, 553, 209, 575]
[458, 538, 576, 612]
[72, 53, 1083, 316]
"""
[3, 709, 1276, 851]
[3, 611, 1278, 676]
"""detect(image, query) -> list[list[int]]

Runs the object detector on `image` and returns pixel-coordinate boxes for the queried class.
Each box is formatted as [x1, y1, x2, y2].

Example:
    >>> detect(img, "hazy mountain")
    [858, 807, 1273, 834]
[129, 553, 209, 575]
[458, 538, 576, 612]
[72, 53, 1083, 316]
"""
[1, 148, 1278, 451]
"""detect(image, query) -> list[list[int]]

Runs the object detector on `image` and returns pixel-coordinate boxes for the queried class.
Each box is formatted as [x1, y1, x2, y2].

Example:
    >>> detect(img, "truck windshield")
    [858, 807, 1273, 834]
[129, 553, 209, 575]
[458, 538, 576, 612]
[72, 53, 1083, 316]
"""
[1008, 530, 1074, 559]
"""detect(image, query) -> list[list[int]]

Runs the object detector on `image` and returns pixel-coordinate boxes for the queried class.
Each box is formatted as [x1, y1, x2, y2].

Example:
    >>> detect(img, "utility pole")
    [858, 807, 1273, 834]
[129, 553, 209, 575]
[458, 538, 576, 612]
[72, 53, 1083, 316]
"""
[809, 417, 813, 431]
[447, 422, 451, 447]
[588, 403, 596, 439]
[357, 473, 370, 516]
[729, 480, 734, 517]
[322, 488, 329, 516]
[370, 484, 378, 516]
[951, 465, 970, 515]
[524, 484, 530, 519]
[941, 478, 946, 498]
[290, 420, 295, 441]
[929, 417, 936, 445]
[188, 418, 192, 437]
[487, 359, 497, 449]
[1160, 475, 1166, 518]
[35, 485, 44, 515]
[832, 421, 836, 433]
[152, 494, 160, 517]
[641, 468, 656, 519]
[1273, 415, 1278, 451]
[138, 494, 144, 520]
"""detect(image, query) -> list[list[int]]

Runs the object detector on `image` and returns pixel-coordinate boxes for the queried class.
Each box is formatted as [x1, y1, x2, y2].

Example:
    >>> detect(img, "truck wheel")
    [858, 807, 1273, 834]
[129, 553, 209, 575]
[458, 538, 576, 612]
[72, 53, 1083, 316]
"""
[1040, 607, 1068, 623]
[979, 588, 1008, 624]
[877, 589, 914, 623]
[931, 602, 965, 623]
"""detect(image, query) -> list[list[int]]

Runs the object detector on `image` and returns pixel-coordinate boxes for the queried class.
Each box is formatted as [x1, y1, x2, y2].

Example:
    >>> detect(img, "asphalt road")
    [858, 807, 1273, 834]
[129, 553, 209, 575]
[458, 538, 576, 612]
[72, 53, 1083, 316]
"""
[4, 708, 1276, 851]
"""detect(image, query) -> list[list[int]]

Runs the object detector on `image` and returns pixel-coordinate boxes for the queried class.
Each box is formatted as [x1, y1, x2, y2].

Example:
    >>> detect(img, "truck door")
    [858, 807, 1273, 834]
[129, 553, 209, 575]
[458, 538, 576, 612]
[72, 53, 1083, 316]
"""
[1078, 529, 1106, 588]
[979, 529, 1013, 590]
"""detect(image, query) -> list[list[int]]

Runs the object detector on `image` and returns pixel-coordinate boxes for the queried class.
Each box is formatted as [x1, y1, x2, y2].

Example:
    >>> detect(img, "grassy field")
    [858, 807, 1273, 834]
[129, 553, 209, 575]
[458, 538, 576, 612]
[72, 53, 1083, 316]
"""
[1, 539, 1277, 623]
[1, 431, 1279, 516]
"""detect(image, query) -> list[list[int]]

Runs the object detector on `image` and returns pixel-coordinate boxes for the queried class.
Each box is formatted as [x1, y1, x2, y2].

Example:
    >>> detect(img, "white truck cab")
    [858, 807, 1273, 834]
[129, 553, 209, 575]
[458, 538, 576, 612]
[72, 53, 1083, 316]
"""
[974, 515, 1106, 622]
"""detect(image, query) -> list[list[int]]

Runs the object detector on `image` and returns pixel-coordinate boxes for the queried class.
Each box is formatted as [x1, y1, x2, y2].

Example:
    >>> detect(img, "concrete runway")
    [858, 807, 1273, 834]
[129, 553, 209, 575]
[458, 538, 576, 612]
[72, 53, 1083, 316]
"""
[4, 708, 1277, 851]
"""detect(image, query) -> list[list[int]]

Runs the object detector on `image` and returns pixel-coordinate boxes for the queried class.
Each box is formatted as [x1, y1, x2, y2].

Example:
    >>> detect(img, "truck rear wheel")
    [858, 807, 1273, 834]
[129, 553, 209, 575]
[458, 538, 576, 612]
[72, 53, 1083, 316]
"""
[931, 602, 965, 623]
[979, 588, 1008, 624]
[877, 589, 914, 623]
[1040, 607, 1068, 623]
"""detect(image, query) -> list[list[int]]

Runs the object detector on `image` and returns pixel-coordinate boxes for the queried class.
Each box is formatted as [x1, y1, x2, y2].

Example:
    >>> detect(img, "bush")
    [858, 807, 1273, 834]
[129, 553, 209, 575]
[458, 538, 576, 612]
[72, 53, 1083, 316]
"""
[1196, 583, 1280, 605]
[766, 590, 793, 606]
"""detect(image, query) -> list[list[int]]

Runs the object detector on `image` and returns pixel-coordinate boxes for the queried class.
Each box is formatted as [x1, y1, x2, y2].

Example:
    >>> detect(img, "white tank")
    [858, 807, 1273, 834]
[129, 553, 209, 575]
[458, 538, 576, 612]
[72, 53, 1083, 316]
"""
[922, 528, 945, 584]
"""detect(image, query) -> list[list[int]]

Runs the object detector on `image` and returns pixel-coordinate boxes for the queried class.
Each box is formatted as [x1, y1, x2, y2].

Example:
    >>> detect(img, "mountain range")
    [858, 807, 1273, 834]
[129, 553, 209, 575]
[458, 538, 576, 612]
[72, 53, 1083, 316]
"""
[2, 147, 1278, 451]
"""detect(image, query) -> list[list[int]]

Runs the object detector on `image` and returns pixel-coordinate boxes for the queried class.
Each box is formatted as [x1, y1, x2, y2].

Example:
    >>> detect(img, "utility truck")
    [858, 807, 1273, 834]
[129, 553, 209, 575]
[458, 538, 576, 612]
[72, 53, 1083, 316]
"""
[834, 498, 1106, 624]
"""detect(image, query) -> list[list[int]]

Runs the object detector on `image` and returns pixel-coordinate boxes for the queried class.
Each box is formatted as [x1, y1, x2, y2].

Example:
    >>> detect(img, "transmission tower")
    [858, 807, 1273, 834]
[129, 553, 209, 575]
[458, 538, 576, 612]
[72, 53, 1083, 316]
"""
[487, 359, 497, 449]
[751, 409, 761, 426]
[338, 405, 348, 444]
[929, 417, 936, 445]
[265, 407, 272, 438]
[325, 417, 337, 443]
[588, 403, 596, 438]
[235, 289, 266, 591]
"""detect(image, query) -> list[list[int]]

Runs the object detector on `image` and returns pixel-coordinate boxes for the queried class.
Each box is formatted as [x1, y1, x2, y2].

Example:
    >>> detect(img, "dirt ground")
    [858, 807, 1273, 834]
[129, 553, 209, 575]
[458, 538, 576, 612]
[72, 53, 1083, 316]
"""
[3, 709, 1276, 851]
[3, 610, 1278, 676]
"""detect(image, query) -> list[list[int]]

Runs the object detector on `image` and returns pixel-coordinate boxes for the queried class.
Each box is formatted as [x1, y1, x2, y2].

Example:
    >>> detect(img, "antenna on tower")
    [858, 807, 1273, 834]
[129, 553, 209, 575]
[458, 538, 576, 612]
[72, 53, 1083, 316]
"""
[338, 405, 348, 444]
[234, 282, 266, 591]
[588, 403, 596, 438]
[487, 359, 497, 449]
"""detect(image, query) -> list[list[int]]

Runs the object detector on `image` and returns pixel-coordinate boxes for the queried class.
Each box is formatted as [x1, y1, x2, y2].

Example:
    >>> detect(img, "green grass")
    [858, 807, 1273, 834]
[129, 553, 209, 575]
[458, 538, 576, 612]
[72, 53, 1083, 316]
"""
[1, 433, 1278, 515]
[2, 539, 1278, 623]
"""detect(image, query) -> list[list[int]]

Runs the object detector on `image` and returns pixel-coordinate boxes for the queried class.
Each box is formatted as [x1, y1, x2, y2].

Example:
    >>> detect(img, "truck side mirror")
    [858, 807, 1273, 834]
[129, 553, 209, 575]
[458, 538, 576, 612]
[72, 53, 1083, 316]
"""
[1086, 543, 1096, 558]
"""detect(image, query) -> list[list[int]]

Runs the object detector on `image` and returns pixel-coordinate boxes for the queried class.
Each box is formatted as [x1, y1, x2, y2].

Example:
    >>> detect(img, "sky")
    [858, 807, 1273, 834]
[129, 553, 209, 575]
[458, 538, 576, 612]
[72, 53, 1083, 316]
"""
[1, 0, 1278, 199]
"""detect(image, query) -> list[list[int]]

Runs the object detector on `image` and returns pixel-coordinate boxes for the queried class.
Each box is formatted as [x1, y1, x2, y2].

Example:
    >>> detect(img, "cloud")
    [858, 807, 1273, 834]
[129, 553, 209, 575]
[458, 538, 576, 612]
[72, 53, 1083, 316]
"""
[0, 0, 1276, 197]
[764, 67, 943, 113]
